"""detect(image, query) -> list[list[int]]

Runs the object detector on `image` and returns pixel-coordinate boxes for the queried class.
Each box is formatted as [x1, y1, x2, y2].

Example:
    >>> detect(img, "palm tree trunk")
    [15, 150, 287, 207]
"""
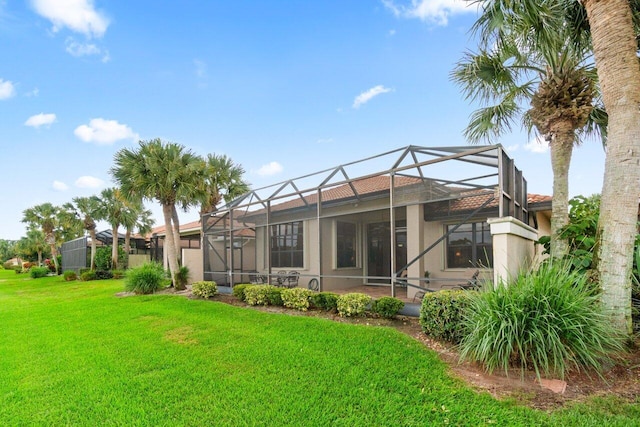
[171, 205, 182, 266]
[111, 225, 119, 270]
[584, 0, 640, 334]
[549, 129, 573, 258]
[45, 231, 59, 274]
[37, 250, 42, 266]
[124, 229, 131, 255]
[163, 204, 181, 289]
[89, 229, 97, 270]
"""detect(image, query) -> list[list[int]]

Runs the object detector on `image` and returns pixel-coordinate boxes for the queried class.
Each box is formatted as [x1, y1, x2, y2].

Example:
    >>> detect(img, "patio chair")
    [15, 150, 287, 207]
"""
[248, 271, 265, 285]
[275, 270, 288, 287]
[412, 287, 435, 303]
[457, 270, 480, 290]
[285, 271, 300, 288]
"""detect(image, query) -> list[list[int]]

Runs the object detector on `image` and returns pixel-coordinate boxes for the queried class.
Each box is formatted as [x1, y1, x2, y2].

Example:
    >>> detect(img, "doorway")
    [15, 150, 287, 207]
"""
[366, 222, 407, 284]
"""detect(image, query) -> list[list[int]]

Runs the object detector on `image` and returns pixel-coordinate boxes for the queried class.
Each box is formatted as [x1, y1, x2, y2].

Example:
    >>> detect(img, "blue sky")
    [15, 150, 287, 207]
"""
[0, 0, 605, 241]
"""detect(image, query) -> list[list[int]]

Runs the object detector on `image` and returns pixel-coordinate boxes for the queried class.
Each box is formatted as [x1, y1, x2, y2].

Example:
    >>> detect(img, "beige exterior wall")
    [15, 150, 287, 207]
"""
[128, 254, 150, 269]
[183, 248, 203, 283]
[488, 216, 538, 286]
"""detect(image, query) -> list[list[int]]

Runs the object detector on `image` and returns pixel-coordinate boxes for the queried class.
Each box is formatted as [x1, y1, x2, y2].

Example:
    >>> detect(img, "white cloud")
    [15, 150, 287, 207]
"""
[0, 78, 15, 99]
[25, 87, 39, 97]
[524, 136, 549, 153]
[388, 29, 396, 36]
[504, 144, 519, 153]
[256, 161, 283, 176]
[74, 118, 138, 145]
[30, 0, 109, 38]
[382, 0, 474, 26]
[352, 85, 392, 109]
[52, 180, 69, 191]
[25, 113, 56, 128]
[65, 37, 99, 55]
[75, 175, 104, 188]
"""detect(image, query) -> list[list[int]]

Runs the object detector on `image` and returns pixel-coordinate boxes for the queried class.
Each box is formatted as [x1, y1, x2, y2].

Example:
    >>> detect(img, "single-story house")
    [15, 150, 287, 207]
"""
[202, 145, 552, 302]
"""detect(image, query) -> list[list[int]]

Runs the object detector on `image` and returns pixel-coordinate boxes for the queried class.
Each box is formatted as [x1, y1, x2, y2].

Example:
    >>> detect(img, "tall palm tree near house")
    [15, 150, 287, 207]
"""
[580, 0, 640, 334]
[198, 154, 250, 215]
[452, 0, 605, 258]
[22, 203, 62, 273]
[99, 188, 130, 270]
[111, 139, 207, 290]
[71, 196, 103, 270]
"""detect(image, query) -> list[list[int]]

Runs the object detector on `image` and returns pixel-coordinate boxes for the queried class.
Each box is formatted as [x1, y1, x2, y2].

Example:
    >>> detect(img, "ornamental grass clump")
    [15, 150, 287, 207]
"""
[459, 261, 626, 380]
[337, 293, 371, 317]
[124, 262, 167, 295]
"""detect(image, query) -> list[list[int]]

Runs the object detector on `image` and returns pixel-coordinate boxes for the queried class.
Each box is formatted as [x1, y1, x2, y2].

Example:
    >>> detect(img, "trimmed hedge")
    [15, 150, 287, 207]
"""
[337, 293, 371, 317]
[29, 266, 49, 279]
[192, 281, 218, 299]
[244, 285, 275, 306]
[310, 292, 339, 311]
[233, 284, 250, 301]
[419, 290, 470, 344]
[281, 288, 313, 311]
[372, 296, 404, 319]
[63, 270, 78, 281]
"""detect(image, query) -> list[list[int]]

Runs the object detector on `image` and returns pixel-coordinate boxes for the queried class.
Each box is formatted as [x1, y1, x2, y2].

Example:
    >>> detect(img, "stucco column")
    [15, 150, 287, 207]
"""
[406, 204, 424, 299]
[487, 216, 538, 286]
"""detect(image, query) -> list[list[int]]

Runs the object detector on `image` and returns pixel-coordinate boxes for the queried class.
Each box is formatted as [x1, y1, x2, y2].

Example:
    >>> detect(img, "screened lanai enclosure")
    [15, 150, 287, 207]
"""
[203, 145, 531, 301]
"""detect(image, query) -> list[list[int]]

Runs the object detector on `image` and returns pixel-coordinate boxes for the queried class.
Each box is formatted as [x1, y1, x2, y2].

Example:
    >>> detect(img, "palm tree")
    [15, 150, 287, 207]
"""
[99, 188, 129, 270]
[121, 200, 154, 255]
[581, 0, 640, 334]
[111, 138, 207, 289]
[22, 203, 61, 273]
[71, 196, 103, 270]
[452, 0, 605, 258]
[17, 229, 48, 266]
[199, 154, 250, 215]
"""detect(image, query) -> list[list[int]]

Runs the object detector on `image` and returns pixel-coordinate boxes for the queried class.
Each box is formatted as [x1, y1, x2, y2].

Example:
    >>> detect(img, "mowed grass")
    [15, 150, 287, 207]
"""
[0, 269, 638, 426]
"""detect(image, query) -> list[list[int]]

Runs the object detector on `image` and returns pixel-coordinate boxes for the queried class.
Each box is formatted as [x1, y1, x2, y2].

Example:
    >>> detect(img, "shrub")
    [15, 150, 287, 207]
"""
[281, 288, 312, 311]
[63, 270, 78, 281]
[192, 281, 218, 298]
[124, 263, 167, 294]
[79, 268, 91, 276]
[310, 292, 339, 311]
[419, 290, 470, 344]
[459, 261, 626, 379]
[80, 271, 97, 281]
[95, 246, 128, 270]
[176, 265, 190, 289]
[23, 262, 36, 270]
[29, 266, 49, 279]
[95, 270, 114, 280]
[337, 293, 371, 317]
[244, 285, 273, 306]
[372, 297, 405, 319]
[232, 284, 250, 301]
[111, 270, 125, 279]
[3, 261, 13, 270]
[267, 286, 284, 306]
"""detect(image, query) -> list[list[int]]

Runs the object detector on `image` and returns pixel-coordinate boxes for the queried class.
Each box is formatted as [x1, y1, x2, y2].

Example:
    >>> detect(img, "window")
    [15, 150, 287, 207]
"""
[336, 221, 357, 268]
[270, 221, 303, 268]
[446, 222, 492, 268]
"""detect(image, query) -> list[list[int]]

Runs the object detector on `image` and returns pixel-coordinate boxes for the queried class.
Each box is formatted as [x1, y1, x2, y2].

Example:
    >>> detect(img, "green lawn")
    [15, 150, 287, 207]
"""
[0, 269, 638, 426]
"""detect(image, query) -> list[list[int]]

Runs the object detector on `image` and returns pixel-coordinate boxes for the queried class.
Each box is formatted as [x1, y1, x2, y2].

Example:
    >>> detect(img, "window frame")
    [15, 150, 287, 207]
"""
[269, 221, 304, 269]
[445, 221, 493, 269]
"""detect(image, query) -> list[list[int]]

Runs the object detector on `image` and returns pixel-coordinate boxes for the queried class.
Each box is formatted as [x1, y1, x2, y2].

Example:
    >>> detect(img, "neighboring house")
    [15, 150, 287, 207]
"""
[203, 145, 552, 301]
[150, 220, 204, 280]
